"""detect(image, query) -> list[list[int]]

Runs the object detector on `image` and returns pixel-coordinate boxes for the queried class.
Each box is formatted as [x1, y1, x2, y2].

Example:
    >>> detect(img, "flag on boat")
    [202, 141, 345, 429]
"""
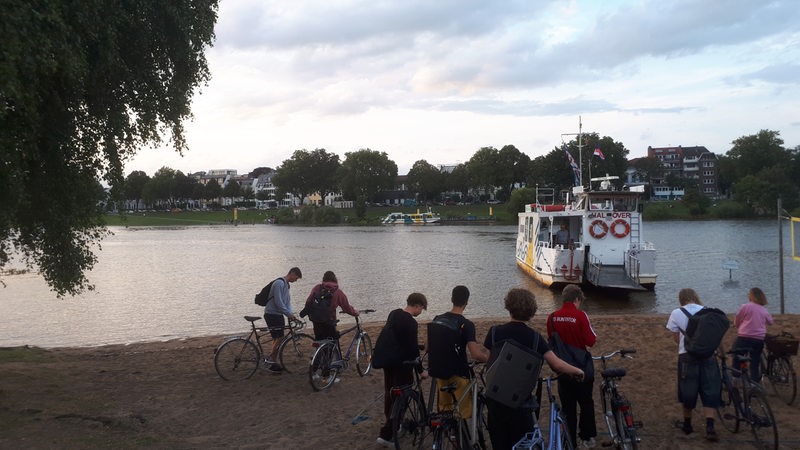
[563, 144, 581, 186]
[593, 145, 605, 160]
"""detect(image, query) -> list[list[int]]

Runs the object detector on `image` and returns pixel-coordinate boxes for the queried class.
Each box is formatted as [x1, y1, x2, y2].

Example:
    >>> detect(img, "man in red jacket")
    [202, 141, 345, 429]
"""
[547, 285, 598, 448]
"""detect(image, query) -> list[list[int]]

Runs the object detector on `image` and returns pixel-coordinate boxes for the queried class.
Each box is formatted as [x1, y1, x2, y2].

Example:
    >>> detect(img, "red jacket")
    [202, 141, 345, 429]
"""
[546, 302, 597, 350]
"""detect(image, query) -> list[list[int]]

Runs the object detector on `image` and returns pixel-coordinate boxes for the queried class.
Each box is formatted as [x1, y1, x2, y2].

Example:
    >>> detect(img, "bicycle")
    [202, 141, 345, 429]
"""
[214, 316, 314, 380]
[592, 349, 642, 450]
[389, 356, 435, 450]
[308, 309, 375, 391]
[427, 362, 490, 450]
[717, 347, 779, 450]
[760, 331, 798, 405]
[512, 375, 574, 450]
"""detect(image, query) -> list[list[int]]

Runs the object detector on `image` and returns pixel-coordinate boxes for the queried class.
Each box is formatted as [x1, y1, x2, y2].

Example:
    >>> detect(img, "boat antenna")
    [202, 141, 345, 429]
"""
[561, 116, 591, 188]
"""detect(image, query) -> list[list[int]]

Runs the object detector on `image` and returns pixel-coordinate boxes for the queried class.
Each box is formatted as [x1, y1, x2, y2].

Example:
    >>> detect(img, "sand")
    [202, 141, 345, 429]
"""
[1, 314, 799, 449]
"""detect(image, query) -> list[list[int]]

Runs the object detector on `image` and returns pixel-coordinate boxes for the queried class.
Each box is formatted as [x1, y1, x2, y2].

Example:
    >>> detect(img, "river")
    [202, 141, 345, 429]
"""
[1, 220, 797, 347]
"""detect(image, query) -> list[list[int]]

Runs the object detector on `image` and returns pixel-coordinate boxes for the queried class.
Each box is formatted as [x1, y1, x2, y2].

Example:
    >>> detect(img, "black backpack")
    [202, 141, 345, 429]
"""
[307, 286, 336, 323]
[679, 307, 730, 359]
[254, 278, 280, 307]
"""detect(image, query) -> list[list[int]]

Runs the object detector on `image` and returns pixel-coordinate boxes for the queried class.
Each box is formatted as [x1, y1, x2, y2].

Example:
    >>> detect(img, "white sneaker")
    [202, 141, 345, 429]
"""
[376, 437, 394, 448]
[581, 437, 596, 448]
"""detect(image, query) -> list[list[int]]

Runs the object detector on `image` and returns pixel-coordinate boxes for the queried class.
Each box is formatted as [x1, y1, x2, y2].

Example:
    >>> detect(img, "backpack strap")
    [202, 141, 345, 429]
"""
[679, 307, 691, 318]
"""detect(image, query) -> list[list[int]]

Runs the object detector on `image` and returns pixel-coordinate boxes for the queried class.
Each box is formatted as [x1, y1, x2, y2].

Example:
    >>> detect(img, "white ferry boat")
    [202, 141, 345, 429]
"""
[515, 177, 657, 290]
[381, 209, 441, 225]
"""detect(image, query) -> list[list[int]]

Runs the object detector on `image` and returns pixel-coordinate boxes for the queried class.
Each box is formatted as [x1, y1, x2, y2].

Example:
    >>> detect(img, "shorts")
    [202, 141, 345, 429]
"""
[436, 376, 473, 419]
[677, 353, 721, 409]
[264, 314, 286, 339]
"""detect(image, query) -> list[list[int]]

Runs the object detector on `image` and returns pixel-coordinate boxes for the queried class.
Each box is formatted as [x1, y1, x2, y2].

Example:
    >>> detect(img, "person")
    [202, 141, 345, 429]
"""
[483, 288, 584, 450]
[733, 287, 774, 381]
[376, 293, 428, 448]
[555, 223, 570, 246]
[263, 267, 302, 373]
[302, 270, 359, 340]
[665, 288, 721, 442]
[427, 285, 490, 419]
[546, 284, 597, 449]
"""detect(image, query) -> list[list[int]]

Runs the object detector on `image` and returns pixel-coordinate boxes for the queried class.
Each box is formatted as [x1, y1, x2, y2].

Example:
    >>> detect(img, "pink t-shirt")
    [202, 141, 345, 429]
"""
[735, 302, 774, 339]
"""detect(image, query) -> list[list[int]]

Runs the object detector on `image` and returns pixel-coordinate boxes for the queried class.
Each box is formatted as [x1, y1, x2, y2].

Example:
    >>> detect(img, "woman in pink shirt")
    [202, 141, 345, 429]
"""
[733, 287, 774, 381]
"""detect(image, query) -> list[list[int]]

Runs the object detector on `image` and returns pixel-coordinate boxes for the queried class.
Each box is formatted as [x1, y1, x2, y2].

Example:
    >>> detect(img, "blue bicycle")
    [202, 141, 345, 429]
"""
[513, 375, 574, 450]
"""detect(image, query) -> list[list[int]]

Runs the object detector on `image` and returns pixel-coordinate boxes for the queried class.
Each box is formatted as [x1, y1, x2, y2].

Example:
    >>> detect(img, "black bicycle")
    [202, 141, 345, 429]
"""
[760, 331, 797, 405]
[214, 316, 314, 380]
[308, 309, 375, 391]
[717, 347, 778, 450]
[592, 349, 641, 450]
[390, 356, 435, 450]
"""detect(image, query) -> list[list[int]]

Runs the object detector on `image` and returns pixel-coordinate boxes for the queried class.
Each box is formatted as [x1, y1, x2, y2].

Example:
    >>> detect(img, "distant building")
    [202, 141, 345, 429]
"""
[646, 146, 720, 200]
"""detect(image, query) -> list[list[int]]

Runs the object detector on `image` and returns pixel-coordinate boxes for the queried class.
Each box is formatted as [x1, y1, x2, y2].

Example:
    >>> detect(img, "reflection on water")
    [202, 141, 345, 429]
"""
[0, 220, 797, 347]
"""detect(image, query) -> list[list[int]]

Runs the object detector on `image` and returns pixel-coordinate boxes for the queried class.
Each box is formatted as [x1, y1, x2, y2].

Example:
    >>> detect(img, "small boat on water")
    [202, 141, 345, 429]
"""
[382, 209, 441, 225]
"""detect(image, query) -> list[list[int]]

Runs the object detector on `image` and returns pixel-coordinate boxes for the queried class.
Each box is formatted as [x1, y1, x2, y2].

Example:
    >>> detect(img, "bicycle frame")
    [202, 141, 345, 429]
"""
[432, 363, 486, 449]
[593, 349, 639, 450]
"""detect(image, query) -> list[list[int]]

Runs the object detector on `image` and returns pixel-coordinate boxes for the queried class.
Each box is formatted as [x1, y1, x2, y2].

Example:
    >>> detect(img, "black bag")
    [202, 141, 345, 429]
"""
[426, 315, 465, 379]
[371, 311, 403, 369]
[254, 278, 280, 306]
[679, 307, 730, 359]
[484, 326, 543, 409]
[547, 314, 594, 382]
[307, 286, 336, 323]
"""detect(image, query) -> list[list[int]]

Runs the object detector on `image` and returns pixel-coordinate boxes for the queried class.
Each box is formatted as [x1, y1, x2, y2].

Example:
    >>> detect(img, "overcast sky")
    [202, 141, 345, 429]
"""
[127, 0, 800, 177]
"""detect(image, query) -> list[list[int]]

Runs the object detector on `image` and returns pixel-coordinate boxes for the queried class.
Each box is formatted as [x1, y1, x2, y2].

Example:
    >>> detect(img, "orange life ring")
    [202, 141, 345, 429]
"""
[589, 219, 608, 239]
[610, 219, 630, 238]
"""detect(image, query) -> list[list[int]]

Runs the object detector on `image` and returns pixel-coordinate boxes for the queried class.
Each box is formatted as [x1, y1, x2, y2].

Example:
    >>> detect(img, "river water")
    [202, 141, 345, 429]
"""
[1, 220, 798, 348]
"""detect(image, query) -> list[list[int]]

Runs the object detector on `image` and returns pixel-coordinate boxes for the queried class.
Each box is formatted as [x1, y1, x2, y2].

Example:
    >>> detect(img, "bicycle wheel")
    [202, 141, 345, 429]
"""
[716, 378, 740, 433]
[392, 391, 428, 450]
[747, 390, 778, 450]
[475, 394, 490, 450]
[613, 408, 638, 450]
[355, 332, 373, 376]
[768, 356, 797, 406]
[557, 414, 575, 450]
[214, 338, 260, 381]
[278, 332, 314, 374]
[309, 342, 341, 391]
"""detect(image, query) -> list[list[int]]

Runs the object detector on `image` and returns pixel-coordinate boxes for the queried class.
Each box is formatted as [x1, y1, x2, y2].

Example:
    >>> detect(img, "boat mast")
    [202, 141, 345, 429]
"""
[578, 116, 583, 187]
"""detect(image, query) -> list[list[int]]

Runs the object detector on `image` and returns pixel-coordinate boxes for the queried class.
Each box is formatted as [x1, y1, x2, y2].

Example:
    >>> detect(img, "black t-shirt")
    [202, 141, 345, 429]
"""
[428, 312, 477, 378]
[483, 321, 550, 358]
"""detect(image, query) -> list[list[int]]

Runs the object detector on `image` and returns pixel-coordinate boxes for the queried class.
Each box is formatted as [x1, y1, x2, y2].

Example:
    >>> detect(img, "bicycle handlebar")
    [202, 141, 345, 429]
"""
[593, 349, 636, 360]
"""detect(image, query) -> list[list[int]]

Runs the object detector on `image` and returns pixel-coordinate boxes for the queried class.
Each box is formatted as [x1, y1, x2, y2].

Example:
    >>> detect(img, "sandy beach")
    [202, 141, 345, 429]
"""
[1, 314, 798, 449]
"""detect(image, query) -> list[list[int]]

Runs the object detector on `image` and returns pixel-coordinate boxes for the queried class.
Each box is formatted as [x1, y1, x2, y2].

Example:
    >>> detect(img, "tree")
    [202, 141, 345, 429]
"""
[496, 145, 531, 196]
[222, 180, 241, 204]
[446, 164, 471, 200]
[273, 149, 341, 205]
[467, 147, 500, 200]
[338, 149, 397, 217]
[406, 160, 443, 203]
[630, 157, 663, 184]
[124, 171, 150, 211]
[0, 1, 219, 296]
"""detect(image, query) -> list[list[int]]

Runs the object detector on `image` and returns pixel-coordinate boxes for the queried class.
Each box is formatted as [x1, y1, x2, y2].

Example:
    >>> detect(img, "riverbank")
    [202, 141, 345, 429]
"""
[2, 314, 798, 449]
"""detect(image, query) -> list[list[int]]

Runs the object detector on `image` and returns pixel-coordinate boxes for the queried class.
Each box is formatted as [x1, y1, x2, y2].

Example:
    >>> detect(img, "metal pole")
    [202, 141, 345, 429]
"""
[778, 197, 785, 314]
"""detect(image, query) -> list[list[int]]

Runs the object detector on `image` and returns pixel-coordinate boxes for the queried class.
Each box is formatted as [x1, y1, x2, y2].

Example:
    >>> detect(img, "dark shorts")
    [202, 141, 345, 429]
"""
[677, 353, 721, 409]
[264, 314, 286, 339]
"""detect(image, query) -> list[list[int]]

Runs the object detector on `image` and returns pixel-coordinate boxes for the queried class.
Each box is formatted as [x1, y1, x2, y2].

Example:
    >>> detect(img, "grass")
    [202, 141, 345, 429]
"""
[0, 346, 49, 363]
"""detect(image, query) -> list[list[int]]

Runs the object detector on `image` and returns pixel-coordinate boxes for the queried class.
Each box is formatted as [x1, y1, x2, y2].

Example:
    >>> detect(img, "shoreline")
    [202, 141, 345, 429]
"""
[2, 314, 799, 449]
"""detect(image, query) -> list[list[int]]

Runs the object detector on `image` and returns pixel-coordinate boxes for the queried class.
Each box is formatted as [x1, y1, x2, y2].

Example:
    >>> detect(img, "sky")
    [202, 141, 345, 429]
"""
[127, 0, 800, 177]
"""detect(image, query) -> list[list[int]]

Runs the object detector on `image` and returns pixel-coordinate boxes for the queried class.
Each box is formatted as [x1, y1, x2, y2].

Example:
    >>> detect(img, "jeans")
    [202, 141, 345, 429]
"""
[732, 336, 764, 381]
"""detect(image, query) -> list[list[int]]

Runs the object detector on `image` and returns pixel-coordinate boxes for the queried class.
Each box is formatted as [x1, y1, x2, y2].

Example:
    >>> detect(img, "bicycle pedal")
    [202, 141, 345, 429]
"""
[330, 360, 345, 369]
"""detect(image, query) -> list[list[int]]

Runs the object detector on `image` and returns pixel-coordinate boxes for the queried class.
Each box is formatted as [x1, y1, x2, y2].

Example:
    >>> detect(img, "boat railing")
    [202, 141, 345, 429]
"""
[586, 254, 602, 285]
[625, 252, 641, 284]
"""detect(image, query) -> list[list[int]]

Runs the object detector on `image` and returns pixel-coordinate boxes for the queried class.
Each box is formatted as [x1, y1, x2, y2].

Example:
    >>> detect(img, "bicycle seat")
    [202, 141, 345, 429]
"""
[601, 367, 626, 379]
[244, 316, 262, 322]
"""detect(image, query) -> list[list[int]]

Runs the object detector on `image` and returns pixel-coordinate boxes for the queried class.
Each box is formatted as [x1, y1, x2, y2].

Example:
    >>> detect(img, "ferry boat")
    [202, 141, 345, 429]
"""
[515, 176, 657, 291]
[381, 209, 441, 225]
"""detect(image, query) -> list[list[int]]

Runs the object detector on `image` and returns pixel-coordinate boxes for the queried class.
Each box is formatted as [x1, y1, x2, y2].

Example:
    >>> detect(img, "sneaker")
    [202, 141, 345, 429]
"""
[266, 363, 284, 373]
[376, 437, 394, 448]
[581, 437, 596, 448]
[705, 427, 719, 442]
[674, 420, 693, 435]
